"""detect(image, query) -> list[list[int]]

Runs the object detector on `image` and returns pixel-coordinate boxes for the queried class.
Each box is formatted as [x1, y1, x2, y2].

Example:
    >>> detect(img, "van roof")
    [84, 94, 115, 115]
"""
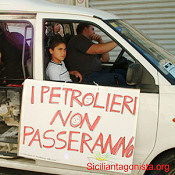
[0, 0, 118, 20]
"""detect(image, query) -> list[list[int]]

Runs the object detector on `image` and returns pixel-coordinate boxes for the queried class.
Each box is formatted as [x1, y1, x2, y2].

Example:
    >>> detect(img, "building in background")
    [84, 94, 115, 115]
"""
[47, 0, 89, 7]
[48, 0, 175, 55]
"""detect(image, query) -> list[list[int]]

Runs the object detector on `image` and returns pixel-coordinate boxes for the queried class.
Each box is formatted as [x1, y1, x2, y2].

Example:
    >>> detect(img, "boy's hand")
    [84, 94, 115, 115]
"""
[69, 71, 82, 83]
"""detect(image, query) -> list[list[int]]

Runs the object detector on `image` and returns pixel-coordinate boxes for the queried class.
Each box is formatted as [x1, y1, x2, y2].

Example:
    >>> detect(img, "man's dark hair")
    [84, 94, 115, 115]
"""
[76, 23, 90, 35]
[49, 35, 65, 50]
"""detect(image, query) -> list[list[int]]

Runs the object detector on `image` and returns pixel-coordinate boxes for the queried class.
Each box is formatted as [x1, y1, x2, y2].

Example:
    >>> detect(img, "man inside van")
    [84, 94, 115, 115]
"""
[65, 23, 126, 86]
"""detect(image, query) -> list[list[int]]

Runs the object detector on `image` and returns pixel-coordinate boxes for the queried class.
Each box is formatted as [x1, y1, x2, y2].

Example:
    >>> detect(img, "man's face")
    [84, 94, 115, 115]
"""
[86, 25, 95, 39]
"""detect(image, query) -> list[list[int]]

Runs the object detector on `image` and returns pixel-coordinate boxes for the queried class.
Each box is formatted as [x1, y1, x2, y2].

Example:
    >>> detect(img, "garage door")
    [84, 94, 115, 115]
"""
[90, 0, 175, 55]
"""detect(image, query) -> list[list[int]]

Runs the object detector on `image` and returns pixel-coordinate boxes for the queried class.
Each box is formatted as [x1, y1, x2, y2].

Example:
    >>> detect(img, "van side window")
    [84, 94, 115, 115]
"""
[0, 21, 33, 86]
[43, 20, 137, 88]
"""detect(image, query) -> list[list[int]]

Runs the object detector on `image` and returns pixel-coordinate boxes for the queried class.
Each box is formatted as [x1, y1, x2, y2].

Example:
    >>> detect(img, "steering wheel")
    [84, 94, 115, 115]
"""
[110, 49, 125, 72]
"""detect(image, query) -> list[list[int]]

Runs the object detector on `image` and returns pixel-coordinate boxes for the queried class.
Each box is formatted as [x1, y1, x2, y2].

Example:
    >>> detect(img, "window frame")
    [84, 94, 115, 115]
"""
[0, 19, 34, 85]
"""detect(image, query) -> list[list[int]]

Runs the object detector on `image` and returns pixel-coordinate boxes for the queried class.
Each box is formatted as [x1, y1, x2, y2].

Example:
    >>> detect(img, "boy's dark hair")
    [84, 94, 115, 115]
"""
[76, 23, 90, 35]
[49, 35, 65, 50]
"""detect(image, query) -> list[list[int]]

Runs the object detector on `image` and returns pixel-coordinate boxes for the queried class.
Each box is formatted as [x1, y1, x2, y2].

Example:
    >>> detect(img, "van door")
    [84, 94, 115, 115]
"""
[0, 14, 34, 157]
[34, 13, 159, 174]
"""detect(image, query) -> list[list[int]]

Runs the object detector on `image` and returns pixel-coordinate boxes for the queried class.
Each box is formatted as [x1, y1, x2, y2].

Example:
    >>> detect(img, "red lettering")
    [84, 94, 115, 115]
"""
[87, 163, 92, 170]
[103, 134, 113, 154]
[79, 113, 101, 131]
[62, 88, 72, 105]
[82, 93, 94, 106]
[28, 129, 42, 148]
[49, 87, 61, 104]
[95, 164, 100, 170]
[41, 86, 50, 103]
[106, 165, 110, 170]
[93, 93, 104, 109]
[124, 137, 134, 157]
[111, 137, 123, 155]
[31, 86, 34, 104]
[110, 94, 123, 113]
[80, 133, 93, 153]
[133, 97, 138, 115]
[92, 133, 103, 153]
[121, 96, 133, 114]
[70, 90, 82, 107]
[105, 93, 111, 112]
[55, 131, 67, 149]
[112, 137, 134, 157]
[112, 137, 125, 155]
[67, 131, 80, 152]
[104, 135, 135, 157]
[23, 126, 34, 144]
[50, 110, 72, 126]
[126, 145, 134, 158]
[70, 113, 82, 127]
[43, 130, 55, 148]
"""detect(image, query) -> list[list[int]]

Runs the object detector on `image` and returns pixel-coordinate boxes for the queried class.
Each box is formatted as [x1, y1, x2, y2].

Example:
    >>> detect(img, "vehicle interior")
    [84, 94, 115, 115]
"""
[43, 20, 134, 85]
[43, 19, 157, 92]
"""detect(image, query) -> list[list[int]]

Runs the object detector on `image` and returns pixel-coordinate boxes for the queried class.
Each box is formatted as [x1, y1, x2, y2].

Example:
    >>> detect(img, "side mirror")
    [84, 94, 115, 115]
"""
[126, 63, 143, 85]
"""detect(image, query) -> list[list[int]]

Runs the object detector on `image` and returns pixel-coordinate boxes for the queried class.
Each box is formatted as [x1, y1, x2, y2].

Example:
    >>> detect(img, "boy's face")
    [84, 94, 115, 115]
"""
[49, 43, 66, 64]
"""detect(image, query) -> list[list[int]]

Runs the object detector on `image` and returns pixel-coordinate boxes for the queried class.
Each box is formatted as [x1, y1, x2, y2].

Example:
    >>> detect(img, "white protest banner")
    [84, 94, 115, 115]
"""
[18, 79, 140, 174]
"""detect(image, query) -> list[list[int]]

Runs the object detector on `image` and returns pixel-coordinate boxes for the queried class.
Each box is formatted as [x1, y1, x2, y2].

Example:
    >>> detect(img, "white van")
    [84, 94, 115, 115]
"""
[0, 0, 175, 174]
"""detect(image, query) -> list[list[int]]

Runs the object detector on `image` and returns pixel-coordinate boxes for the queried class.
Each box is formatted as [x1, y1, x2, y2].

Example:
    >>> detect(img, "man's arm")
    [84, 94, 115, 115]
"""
[86, 34, 117, 61]
[90, 34, 109, 62]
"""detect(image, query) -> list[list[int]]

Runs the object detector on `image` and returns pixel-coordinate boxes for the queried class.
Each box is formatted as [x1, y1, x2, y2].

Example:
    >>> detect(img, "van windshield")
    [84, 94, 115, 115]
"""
[106, 19, 175, 85]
